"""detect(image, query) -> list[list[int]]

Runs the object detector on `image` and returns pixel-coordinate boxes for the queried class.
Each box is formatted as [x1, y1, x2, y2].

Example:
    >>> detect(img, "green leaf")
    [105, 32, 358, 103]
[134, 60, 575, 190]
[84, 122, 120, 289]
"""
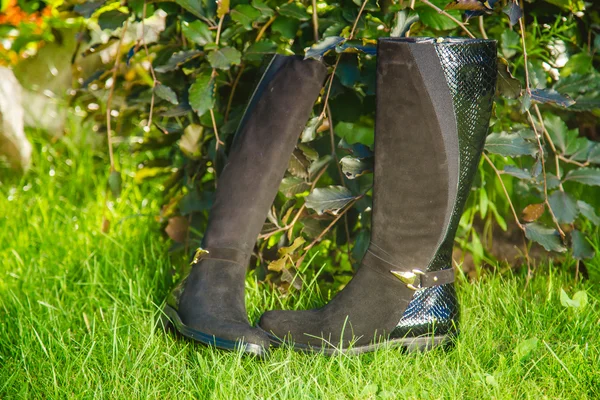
[308, 155, 332, 177]
[528, 60, 547, 89]
[544, 115, 578, 154]
[301, 117, 320, 143]
[577, 201, 600, 226]
[391, 10, 419, 37]
[500, 29, 520, 59]
[188, 73, 214, 118]
[278, 2, 310, 21]
[564, 168, 600, 186]
[352, 229, 370, 263]
[560, 288, 588, 311]
[337, 57, 361, 88]
[98, 10, 128, 31]
[182, 20, 212, 46]
[479, 188, 489, 218]
[569, 138, 594, 162]
[244, 40, 278, 62]
[520, 91, 531, 113]
[572, 230, 595, 260]
[417, 7, 460, 30]
[279, 177, 310, 197]
[288, 149, 310, 178]
[251, 0, 274, 17]
[305, 186, 356, 215]
[334, 121, 374, 148]
[335, 41, 377, 55]
[217, 0, 230, 18]
[485, 132, 537, 157]
[108, 170, 122, 198]
[340, 156, 373, 179]
[155, 50, 203, 73]
[530, 89, 575, 108]
[548, 191, 578, 224]
[561, 53, 593, 78]
[305, 36, 345, 60]
[271, 17, 300, 39]
[179, 124, 203, 158]
[503, 165, 533, 179]
[301, 219, 324, 238]
[207, 47, 241, 70]
[514, 337, 539, 361]
[496, 58, 521, 99]
[230, 4, 261, 30]
[175, 0, 205, 18]
[154, 84, 179, 105]
[586, 143, 600, 164]
[524, 223, 566, 252]
[298, 143, 319, 162]
[73, 1, 105, 17]
[502, 2, 522, 27]
[278, 237, 306, 257]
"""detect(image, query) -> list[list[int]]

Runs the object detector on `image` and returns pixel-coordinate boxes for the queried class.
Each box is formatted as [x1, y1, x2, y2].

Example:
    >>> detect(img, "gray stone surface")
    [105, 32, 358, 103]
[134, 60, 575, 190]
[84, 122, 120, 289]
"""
[0, 67, 31, 171]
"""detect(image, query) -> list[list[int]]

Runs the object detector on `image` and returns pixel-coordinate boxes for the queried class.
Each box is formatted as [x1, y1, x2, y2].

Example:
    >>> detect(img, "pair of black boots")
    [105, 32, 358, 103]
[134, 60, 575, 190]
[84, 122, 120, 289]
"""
[163, 37, 498, 356]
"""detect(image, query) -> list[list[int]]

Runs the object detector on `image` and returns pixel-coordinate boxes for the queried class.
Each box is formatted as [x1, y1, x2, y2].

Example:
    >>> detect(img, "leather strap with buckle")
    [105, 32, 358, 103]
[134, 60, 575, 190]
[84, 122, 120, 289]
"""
[362, 250, 454, 290]
[390, 268, 454, 290]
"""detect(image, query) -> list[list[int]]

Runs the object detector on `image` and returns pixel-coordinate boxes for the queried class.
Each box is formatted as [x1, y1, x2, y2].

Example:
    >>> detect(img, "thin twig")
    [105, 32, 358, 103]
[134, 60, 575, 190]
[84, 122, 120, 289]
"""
[142, 2, 158, 130]
[224, 64, 245, 122]
[517, 2, 564, 241]
[483, 153, 524, 232]
[210, 108, 224, 149]
[326, 104, 352, 254]
[215, 17, 224, 45]
[106, 20, 129, 172]
[311, 0, 319, 41]
[478, 15, 488, 39]
[303, 195, 364, 252]
[518, 12, 531, 94]
[208, 17, 227, 151]
[558, 154, 588, 168]
[349, 0, 369, 40]
[318, 59, 340, 120]
[533, 104, 571, 187]
[258, 165, 329, 240]
[255, 16, 276, 43]
[526, 110, 565, 239]
[326, 105, 346, 188]
[419, 0, 476, 38]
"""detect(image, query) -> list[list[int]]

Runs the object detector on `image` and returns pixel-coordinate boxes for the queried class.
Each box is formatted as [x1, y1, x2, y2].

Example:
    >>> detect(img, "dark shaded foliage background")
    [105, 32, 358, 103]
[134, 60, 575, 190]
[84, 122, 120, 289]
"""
[2, 0, 600, 291]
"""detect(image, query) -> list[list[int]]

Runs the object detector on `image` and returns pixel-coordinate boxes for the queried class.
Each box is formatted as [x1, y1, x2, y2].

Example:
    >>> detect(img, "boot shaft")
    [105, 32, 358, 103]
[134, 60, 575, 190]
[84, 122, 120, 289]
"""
[371, 38, 497, 273]
[202, 56, 327, 255]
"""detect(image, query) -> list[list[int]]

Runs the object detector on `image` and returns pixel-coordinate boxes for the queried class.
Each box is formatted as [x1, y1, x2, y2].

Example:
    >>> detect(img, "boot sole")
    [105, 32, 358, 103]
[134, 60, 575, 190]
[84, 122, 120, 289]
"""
[258, 327, 455, 356]
[163, 305, 268, 358]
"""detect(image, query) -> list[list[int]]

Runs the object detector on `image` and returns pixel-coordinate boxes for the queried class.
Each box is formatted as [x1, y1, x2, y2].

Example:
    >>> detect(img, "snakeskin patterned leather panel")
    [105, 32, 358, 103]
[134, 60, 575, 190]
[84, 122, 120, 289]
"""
[395, 39, 497, 338]
[391, 283, 459, 338]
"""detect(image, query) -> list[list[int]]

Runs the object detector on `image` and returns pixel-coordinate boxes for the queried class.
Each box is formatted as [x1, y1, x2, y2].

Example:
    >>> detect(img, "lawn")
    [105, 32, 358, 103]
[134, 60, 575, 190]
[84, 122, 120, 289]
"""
[1, 132, 599, 399]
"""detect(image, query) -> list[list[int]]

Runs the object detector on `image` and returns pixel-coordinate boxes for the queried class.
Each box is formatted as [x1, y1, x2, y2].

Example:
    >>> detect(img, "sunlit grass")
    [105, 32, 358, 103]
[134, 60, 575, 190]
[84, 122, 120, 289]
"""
[1, 133, 599, 399]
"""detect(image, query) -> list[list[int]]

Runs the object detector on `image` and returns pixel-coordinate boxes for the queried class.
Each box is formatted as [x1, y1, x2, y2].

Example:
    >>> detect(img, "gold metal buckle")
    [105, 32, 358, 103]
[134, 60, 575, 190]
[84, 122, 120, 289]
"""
[191, 248, 210, 265]
[390, 269, 425, 291]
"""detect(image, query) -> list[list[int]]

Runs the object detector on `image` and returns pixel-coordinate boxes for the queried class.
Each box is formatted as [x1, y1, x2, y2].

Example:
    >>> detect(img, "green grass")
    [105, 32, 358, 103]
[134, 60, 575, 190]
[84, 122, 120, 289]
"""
[1, 133, 599, 399]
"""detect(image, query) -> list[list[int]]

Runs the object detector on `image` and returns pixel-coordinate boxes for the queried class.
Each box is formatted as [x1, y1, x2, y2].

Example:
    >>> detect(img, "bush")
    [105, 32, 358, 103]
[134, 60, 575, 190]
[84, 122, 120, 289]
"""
[3, 0, 600, 289]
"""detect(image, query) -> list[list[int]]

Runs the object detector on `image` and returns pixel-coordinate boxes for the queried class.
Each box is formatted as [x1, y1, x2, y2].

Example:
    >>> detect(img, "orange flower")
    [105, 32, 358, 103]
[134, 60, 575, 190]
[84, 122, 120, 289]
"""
[0, 0, 51, 27]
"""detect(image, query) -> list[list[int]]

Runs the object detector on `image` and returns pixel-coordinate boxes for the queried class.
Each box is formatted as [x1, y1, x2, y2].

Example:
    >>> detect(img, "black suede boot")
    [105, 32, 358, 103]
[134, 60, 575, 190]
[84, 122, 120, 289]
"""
[164, 55, 327, 356]
[259, 37, 497, 354]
